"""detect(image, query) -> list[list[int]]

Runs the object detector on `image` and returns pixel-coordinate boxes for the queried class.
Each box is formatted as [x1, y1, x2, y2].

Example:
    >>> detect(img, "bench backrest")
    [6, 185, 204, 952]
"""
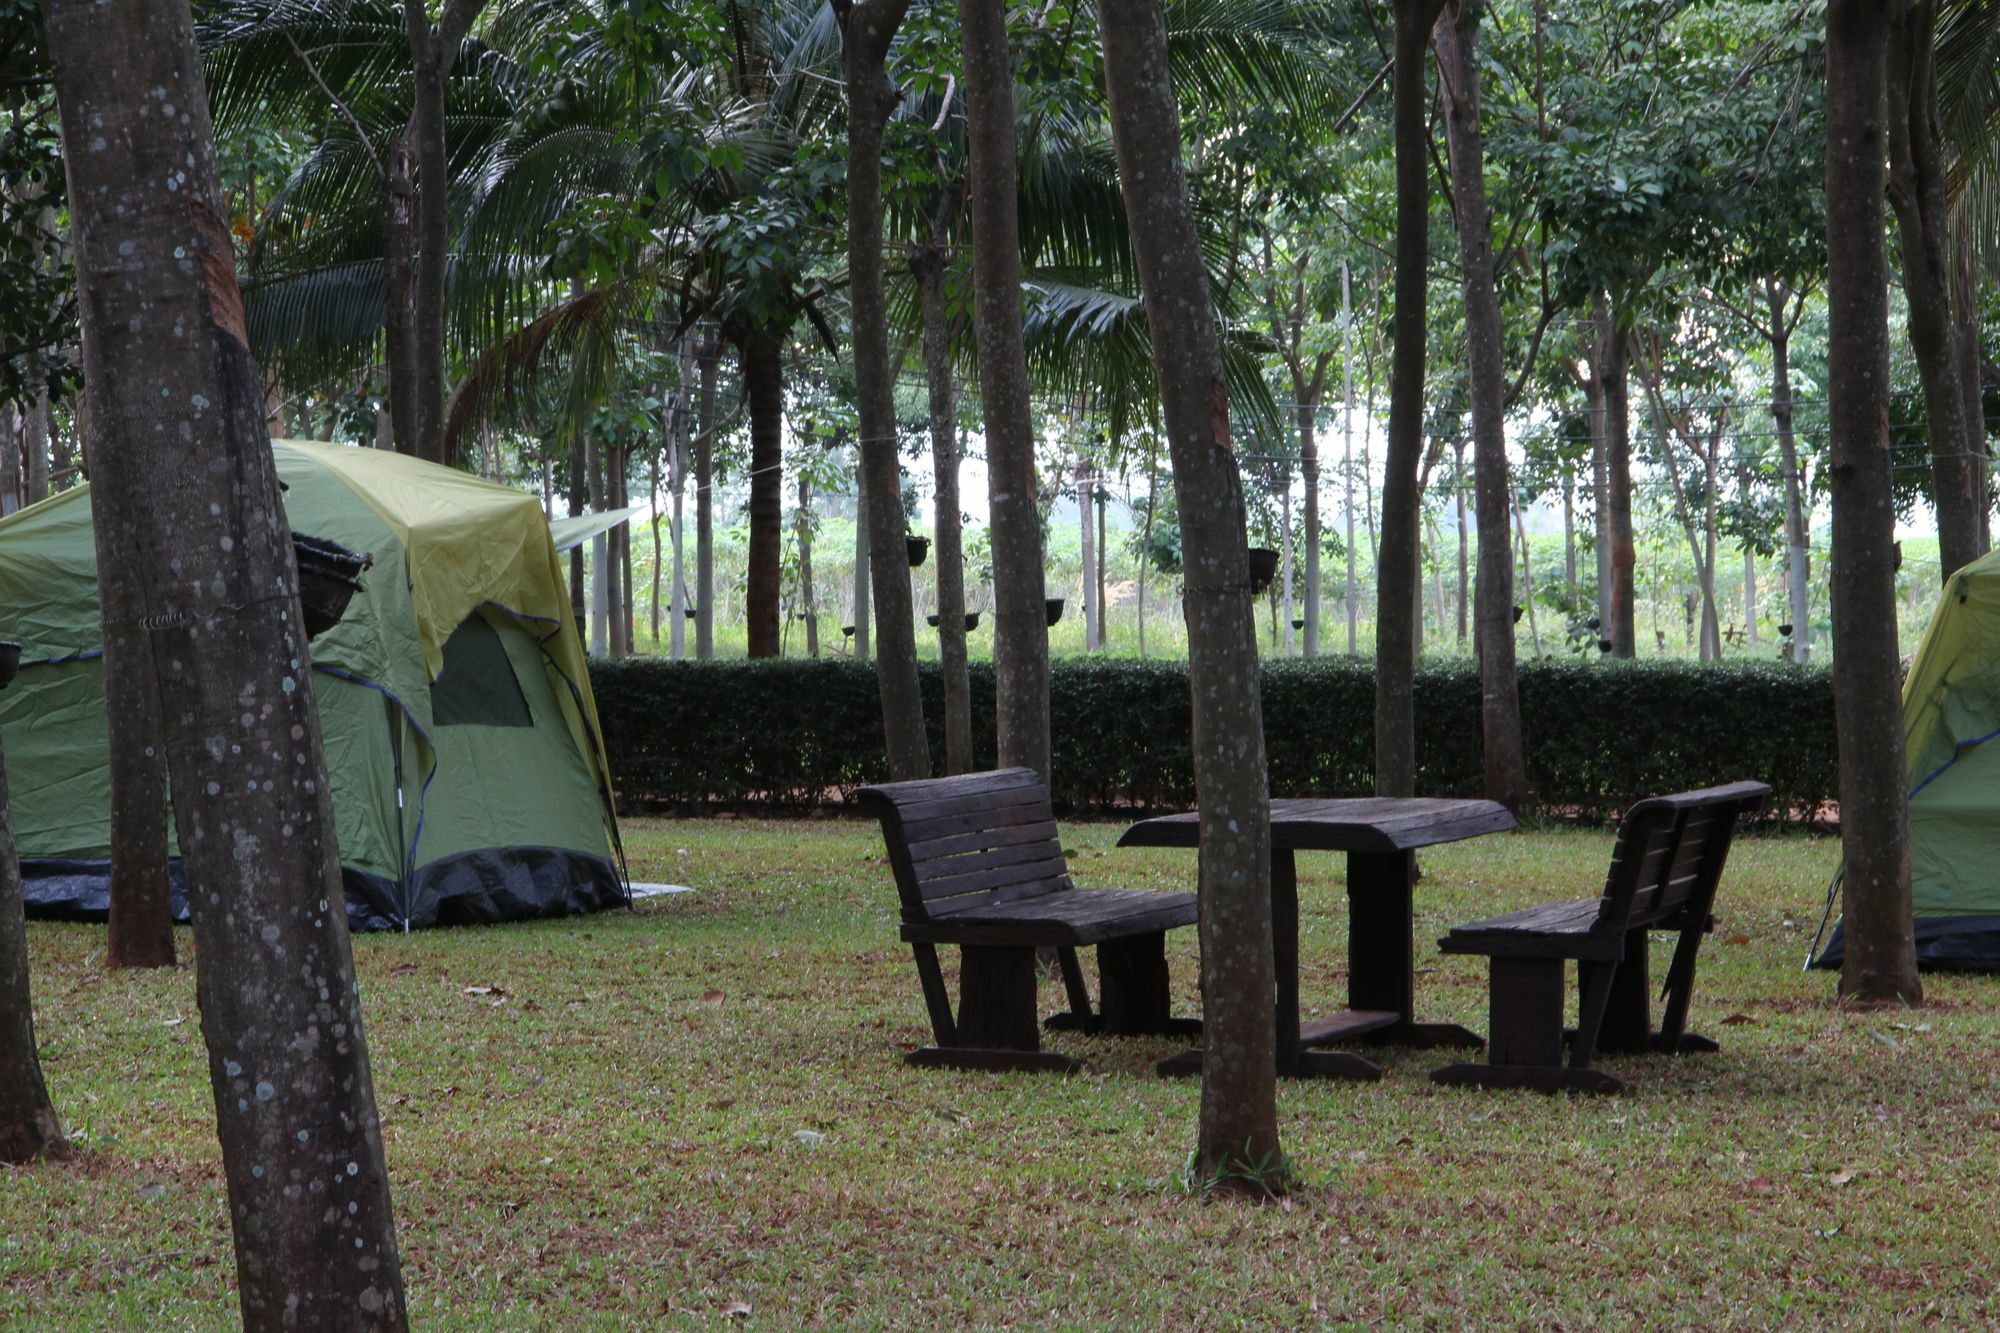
[855, 768, 1069, 922]
[1595, 780, 1772, 936]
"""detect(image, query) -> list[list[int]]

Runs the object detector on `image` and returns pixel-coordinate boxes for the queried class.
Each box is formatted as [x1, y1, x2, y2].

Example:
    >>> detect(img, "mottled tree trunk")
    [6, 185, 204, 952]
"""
[959, 0, 1051, 779]
[95, 500, 176, 969]
[695, 331, 718, 661]
[1375, 0, 1448, 795]
[1078, 455, 1099, 650]
[1101, 0, 1281, 1192]
[23, 386, 47, 504]
[842, 4, 930, 776]
[0, 403, 18, 514]
[381, 132, 418, 456]
[1593, 295, 1636, 657]
[852, 471, 872, 661]
[0, 734, 67, 1163]
[587, 429, 608, 656]
[1888, 0, 1985, 581]
[1587, 373, 1611, 624]
[797, 473, 819, 657]
[1298, 401, 1321, 657]
[742, 334, 785, 659]
[1436, 8, 1529, 814]
[47, 0, 407, 1321]
[400, 0, 485, 466]
[917, 245, 974, 773]
[1825, 0, 1921, 1005]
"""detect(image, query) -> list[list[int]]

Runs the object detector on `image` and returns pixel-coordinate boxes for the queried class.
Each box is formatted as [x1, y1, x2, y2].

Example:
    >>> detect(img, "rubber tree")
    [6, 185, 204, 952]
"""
[958, 0, 1051, 781]
[0, 730, 67, 1163]
[1435, 0, 1528, 815]
[1887, 0, 1987, 582]
[46, 0, 407, 1322]
[95, 474, 176, 968]
[1375, 0, 1448, 796]
[839, 0, 930, 779]
[914, 225, 975, 773]
[1101, 0, 1281, 1192]
[1590, 293, 1637, 657]
[1824, 0, 1922, 1005]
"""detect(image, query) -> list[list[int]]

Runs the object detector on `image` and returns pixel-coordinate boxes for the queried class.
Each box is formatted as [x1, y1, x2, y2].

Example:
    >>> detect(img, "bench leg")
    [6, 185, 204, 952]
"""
[954, 945, 1042, 1051]
[911, 943, 958, 1047]
[1096, 932, 1184, 1035]
[1433, 957, 1620, 1094]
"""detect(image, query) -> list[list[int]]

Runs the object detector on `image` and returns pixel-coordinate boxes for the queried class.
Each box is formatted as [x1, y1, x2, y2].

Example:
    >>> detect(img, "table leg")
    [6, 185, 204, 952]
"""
[1273, 847, 1301, 1075]
[1154, 846, 1379, 1082]
[1348, 849, 1482, 1050]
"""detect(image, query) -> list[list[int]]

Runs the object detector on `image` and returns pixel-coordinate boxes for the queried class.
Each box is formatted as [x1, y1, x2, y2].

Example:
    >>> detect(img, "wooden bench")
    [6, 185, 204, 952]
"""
[1431, 780, 1770, 1094]
[856, 767, 1199, 1073]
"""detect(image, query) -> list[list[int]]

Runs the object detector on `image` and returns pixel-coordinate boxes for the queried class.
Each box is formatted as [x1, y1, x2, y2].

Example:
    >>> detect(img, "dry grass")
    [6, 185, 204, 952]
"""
[3, 818, 1997, 1328]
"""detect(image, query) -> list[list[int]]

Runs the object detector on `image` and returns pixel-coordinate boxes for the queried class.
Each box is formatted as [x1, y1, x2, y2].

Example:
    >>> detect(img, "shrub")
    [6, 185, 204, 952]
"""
[589, 656, 1834, 820]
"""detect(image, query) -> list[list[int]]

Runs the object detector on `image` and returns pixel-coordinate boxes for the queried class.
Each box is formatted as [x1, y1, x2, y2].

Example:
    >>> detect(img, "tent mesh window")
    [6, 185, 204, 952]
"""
[432, 613, 533, 728]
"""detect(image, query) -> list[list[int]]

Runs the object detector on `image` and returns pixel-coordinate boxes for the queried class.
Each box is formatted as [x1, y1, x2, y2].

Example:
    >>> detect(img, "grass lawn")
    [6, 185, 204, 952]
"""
[4, 817, 1996, 1327]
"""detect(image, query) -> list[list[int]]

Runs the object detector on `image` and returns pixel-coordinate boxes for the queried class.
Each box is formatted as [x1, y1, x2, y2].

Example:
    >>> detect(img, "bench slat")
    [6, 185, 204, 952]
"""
[906, 818, 1061, 862]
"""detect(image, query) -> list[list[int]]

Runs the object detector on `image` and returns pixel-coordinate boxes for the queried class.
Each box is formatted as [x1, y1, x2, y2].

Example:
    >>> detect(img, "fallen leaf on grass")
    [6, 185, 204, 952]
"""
[794, 1130, 825, 1147]
[389, 963, 421, 976]
[1720, 1013, 1757, 1027]
[700, 990, 726, 1005]
[721, 1300, 752, 1319]
[1726, 933, 1752, 946]
[1829, 1168, 1856, 1186]
[462, 984, 507, 998]
[1866, 1029, 1905, 1052]
[161, 1017, 184, 1027]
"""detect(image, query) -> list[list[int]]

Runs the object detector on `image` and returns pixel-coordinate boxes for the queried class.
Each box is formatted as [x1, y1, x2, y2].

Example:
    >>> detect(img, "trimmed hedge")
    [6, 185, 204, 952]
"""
[589, 656, 1836, 820]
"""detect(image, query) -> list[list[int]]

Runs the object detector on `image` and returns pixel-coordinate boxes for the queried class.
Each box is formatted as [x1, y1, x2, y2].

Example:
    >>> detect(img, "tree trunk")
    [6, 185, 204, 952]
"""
[96, 510, 176, 968]
[23, 386, 47, 503]
[403, 11, 448, 465]
[798, 472, 819, 657]
[842, 9, 930, 776]
[47, 0, 407, 1318]
[667, 359, 689, 659]
[1299, 401, 1321, 656]
[1741, 466, 1759, 647]
[0, 403, 18, 514]
[1784, 294, 1816, 660]
[917, 246, 973, 773]
[1454, 438, 1468, 646]
[587, 430, 608, 656]
[695, 330, 718, 660]
[1280, 485, 1295, 655]
[1562, 469, 1576, 596]
[1588, 369, 1611, 623]
[1101, 0, 1281, 1192]
[959, 0, 1051, 780]
[1825, 0, 1922, 1005]
[1887, 0, 1986, 581]
[1343, 263, 1359, 655]
[381, 132, 418, 456]
[1096, 484, 1108, 646]
[1594, 295, 1637, 657]
[852, 466, 872, 661]
[1078, 455, 1099, 650]
[0, 732, 67, 1163]
[567, 438, 586, 642]
[1436, 0, 1528, 814]
[1376, 0, 1448, 796]
[742, 334, 785, 659]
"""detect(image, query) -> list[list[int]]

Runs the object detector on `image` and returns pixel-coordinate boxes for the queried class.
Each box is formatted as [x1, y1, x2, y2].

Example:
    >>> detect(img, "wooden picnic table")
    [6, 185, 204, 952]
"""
[1118, 797, 1517, 1080]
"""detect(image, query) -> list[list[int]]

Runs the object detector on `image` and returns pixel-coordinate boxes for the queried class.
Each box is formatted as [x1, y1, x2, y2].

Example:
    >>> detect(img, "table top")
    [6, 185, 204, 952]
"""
[1117, 797, 1516, 854]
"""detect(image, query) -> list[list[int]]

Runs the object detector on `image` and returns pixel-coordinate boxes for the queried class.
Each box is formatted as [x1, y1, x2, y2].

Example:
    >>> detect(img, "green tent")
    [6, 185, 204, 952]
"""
[2, 440, 626, 930]
[1816, 549, 2000, 970]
